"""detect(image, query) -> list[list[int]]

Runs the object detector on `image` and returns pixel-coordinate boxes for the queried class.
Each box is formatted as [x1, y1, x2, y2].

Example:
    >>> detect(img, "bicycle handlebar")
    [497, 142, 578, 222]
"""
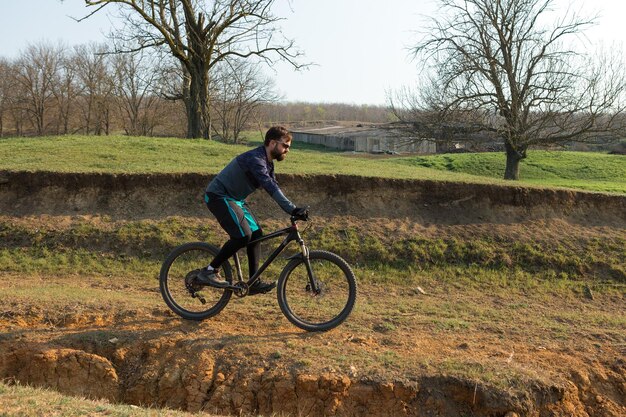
[290, 205, 310, 223]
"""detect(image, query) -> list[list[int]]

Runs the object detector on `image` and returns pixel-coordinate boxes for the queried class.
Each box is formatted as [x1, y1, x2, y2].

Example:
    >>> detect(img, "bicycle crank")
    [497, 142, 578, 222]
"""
[232, 282, 249, 297]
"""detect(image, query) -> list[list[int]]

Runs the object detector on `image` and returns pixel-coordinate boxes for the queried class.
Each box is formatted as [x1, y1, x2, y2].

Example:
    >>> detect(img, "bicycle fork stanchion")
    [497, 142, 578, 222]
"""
[298, 238, 320, 294]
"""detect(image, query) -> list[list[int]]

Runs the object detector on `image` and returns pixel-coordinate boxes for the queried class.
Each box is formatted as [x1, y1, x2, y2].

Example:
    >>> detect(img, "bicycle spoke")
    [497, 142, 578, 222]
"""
[278, 251, 356, 331]
[160, 243, 232, 320]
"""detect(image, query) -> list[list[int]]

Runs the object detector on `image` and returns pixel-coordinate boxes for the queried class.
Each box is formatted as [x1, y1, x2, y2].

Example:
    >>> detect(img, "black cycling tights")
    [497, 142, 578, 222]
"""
[210, 229, 263, 278]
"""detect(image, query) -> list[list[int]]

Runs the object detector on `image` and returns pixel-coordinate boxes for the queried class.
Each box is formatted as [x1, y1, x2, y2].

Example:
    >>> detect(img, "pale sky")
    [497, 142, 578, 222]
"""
[0, 0, 624, 105]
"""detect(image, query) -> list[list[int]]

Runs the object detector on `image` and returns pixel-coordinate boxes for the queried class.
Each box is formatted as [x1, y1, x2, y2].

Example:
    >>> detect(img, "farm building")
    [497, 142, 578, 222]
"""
[291, 125, 436, 154]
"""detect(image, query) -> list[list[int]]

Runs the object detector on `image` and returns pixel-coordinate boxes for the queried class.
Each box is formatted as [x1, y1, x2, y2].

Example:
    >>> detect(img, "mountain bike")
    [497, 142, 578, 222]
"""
[159, 212, 357, 332]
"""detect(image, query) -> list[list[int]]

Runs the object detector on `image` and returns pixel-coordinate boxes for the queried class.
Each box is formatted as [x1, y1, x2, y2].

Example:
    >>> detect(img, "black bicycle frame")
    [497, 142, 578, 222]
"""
[230, 221, 315, 291]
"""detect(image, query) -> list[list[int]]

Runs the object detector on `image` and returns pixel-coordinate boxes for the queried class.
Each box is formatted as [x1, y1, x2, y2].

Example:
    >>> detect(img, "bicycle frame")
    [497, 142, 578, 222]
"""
[229, 220, 316, 293]
[159, 211, 356, 330]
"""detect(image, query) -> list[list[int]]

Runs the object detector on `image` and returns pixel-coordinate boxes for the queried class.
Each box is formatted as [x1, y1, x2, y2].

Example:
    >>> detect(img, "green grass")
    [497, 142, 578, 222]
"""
[1, 135, 623, 413]
[0, 382, 222, 417]
[0, 134, 454, 180]
[2, 217, 623, 283]
[2, 134, 623, 192]
[1, 216, 623, 402]
[393, 150, 626, 193]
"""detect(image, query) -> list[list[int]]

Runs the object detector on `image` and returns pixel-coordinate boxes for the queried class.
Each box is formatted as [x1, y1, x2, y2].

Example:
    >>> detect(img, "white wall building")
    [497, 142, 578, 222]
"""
[292, 125, 436, 154]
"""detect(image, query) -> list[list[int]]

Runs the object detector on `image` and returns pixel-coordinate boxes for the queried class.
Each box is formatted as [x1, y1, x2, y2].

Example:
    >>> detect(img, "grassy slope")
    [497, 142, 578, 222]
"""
[1, 217, 624, 411]
[0, 135, 624, 414]
[0, 382, 224, 417]
[393, 151, 626, 193]
[1, 135, 624, 193]
[1, 217, 623, 283]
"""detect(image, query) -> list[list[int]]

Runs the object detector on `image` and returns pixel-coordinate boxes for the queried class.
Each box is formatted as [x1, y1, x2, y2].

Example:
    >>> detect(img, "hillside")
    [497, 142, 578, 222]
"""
[0, 169, 624, 416]
[1, 135, 625, 194]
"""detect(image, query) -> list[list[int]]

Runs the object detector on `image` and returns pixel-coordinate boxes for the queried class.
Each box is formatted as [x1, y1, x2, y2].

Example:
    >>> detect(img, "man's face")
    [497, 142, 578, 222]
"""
[270, 137, 291, 161]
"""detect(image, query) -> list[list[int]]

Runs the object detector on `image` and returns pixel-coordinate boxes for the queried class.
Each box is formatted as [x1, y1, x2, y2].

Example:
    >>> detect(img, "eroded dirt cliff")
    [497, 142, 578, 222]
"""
[0, 170, 623, 225]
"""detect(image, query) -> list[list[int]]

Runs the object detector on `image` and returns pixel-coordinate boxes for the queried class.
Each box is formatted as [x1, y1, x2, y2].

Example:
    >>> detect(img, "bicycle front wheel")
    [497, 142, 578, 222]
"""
[159, 242, 232, 321]
[277, 250, 357, 332]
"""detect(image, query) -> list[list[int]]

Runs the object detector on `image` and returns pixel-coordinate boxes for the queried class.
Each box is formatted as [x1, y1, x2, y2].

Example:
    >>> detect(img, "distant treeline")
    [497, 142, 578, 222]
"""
[0, 42, 394, 140]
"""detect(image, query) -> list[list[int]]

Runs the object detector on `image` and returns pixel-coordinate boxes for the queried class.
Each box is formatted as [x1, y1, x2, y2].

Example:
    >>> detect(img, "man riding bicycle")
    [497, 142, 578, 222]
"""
[197, 126, 308, 295]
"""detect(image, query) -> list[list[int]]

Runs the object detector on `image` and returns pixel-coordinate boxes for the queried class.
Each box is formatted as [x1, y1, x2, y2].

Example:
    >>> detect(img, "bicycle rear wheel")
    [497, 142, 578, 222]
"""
[159, 242, 232, 321]
[277, 250, 357, 332]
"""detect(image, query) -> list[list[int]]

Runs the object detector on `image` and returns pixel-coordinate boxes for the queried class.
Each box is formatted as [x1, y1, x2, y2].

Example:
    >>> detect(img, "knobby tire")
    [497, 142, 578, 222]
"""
[277, 250, 357, 332]
[159, 242, 232, 321]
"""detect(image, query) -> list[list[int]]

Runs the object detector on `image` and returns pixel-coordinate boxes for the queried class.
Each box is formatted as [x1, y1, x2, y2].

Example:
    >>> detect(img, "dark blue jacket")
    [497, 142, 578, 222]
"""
[206, 146, 296, 214]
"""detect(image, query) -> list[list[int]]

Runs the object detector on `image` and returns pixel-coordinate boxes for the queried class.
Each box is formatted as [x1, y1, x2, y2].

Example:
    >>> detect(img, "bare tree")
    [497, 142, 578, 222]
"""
[112, 51, 163, 135]
[390, 0, 626, 180]
[14, 43, 64, 135]
[211, 58, 280, 142]
[258, 102, 394, 126]
[83, 0, 303, 139]
[72, 43, 115, 135]
[54, 53, 79, 134]
[7, 68, 28, 136]
[0, 58, 14, 137]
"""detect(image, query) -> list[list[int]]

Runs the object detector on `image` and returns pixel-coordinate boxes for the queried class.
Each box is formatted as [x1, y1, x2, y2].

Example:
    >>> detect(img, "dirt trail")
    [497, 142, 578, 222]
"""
[0, 171, 624, 416]
[1, 281, 624, 417]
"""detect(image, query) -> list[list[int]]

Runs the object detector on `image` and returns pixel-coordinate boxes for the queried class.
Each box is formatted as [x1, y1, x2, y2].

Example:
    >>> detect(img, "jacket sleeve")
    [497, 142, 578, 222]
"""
[271, 188, 297, 214]
[249, 159, 296, 214]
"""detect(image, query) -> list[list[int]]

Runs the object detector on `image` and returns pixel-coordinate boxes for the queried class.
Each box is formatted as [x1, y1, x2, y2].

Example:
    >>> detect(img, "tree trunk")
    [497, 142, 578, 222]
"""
[185, 61, 210, 139]
[504, 142, 526, 180]
[184, 94, 202, 139]
[85, 99, 93, 135]
[63, 102, 70, 134]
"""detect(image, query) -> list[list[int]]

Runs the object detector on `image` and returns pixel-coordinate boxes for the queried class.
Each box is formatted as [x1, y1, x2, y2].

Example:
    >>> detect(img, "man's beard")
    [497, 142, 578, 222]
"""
[271, 147, 285, 161]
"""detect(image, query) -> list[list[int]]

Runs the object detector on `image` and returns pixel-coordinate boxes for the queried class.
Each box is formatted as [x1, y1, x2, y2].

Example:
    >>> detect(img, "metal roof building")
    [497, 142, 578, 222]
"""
[291, 125, 436, 154]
